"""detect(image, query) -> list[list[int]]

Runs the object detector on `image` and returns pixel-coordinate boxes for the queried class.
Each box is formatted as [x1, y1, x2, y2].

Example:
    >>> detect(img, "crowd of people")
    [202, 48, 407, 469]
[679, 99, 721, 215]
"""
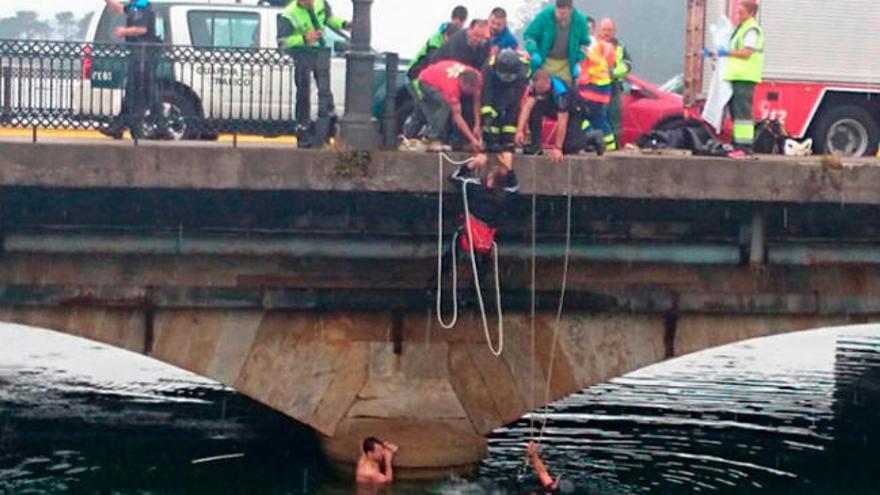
[401, 0, 633, 167]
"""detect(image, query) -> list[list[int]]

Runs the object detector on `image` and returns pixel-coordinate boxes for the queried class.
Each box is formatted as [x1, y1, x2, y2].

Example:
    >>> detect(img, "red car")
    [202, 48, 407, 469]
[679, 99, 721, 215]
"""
[542, 75, 684, 148]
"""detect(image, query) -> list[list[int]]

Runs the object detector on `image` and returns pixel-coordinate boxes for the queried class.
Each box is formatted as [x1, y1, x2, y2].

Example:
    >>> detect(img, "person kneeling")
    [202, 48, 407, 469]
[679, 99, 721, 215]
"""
[412, 61, 483, 152]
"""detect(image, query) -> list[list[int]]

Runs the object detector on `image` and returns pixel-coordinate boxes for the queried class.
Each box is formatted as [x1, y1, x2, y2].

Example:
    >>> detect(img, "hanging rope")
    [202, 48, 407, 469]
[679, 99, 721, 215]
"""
[436, 152, 472, 329]
[536, 159, 573, 444]
[436, 152, 504, 357]
[528, 158, 539, 439]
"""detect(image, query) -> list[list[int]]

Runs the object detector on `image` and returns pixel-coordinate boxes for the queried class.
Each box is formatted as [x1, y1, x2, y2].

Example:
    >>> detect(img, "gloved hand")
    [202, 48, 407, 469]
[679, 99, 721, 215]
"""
[572, 63, 581, 79]
[531, 53, 543, 68]
[717, 48, 729, 57]
[701, 48, 713, 59]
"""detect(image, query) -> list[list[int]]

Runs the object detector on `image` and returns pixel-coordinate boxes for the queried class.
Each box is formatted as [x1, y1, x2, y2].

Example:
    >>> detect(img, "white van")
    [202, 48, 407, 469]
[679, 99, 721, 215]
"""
[75, 0, 399, 139]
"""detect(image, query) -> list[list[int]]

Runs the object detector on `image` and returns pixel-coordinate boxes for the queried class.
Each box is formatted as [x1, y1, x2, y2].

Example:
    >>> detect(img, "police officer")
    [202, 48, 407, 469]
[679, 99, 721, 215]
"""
[277, 0, 350, 148]
[480, 49, 529, 155]
[515, 69, 604, 163]
[102, 0, 164, 140]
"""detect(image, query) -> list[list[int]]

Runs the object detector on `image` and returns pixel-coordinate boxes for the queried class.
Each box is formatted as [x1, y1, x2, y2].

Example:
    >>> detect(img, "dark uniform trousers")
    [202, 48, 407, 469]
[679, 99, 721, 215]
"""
[527, 98, 591, 154]
[121, 44, 163, 138]
[293, 48, 335, 127]
[482, 80, 527, 153]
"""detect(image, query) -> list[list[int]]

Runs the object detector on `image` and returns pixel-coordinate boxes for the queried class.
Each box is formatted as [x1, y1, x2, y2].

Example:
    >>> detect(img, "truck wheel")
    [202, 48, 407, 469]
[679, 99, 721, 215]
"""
[141, 89, 200, 141]
[811, 105, 879, 157]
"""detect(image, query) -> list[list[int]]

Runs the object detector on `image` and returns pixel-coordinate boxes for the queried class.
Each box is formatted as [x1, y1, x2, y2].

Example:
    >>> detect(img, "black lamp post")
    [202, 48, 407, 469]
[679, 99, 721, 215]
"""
[339, 0, 379, 150]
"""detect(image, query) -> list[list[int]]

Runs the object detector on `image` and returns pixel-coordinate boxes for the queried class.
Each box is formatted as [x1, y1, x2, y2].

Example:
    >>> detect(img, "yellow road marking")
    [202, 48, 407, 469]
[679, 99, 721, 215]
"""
[0, 127, 297, 144]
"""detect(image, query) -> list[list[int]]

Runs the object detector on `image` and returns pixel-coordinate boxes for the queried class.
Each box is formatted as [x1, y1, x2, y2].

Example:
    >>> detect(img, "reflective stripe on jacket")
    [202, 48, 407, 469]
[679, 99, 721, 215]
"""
[577, 38, 613, 104]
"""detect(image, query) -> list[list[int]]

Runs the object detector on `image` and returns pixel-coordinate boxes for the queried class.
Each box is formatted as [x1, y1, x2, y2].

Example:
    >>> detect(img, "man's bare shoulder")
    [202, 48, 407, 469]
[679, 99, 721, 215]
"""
[355, 457, 386, 484]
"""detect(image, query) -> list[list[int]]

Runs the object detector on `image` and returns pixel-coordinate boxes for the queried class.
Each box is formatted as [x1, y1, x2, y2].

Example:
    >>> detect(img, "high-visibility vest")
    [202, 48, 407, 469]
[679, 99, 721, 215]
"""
[724, 17, 764, 83]
[279, 0, 346, 49]
[576, 38, 613, 104]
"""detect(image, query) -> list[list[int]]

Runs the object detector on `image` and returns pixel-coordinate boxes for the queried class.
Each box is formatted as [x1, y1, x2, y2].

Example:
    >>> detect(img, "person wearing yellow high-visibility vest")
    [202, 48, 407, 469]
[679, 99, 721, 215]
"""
[277, 0, 350, 147]
[599, 18, 632, 146]
[707, 1, 764, 152]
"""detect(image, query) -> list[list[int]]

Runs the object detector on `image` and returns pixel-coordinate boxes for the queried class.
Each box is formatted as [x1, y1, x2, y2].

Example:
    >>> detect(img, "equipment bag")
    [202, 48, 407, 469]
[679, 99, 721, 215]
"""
[459, 215, 496, 255]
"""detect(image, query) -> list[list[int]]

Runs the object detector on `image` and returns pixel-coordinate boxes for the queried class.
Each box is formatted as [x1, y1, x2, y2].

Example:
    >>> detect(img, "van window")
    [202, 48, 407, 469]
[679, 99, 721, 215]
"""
[94, 6, 167, 44]
[188, 11, 260, 48]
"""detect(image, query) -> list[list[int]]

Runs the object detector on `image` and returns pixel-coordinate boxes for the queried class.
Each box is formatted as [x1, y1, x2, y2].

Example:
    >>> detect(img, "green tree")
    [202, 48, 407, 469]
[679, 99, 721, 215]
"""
[0, 11, 53, 40]
[54, 11, 77, 40]
[76, 13, 94, 41]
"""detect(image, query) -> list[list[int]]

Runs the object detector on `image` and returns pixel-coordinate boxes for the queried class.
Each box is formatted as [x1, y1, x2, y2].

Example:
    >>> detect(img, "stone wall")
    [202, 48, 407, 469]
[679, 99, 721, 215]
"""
[0, 305, 859, 475]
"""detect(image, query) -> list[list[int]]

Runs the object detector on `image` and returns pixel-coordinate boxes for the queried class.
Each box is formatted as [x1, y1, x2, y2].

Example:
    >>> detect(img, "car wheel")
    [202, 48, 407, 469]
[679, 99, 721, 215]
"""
[811, 104, 879, 157]
[140, 89, 199, 141]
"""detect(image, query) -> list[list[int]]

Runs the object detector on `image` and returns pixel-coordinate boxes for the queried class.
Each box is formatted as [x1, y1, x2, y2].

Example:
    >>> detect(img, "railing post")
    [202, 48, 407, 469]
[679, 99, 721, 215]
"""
[1, 66, 11, 121]
[339, 0, 379, 150]
[383, 52, 399, 150]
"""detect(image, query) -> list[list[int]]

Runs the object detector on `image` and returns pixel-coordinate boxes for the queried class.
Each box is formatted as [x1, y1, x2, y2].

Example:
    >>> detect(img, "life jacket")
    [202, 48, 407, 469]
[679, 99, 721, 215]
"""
[459, 215, 496, 255]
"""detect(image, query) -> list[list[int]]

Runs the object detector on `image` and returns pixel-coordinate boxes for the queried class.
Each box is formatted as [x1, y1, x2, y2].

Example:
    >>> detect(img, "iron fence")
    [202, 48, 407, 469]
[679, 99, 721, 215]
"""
[0, 39, 398, 140]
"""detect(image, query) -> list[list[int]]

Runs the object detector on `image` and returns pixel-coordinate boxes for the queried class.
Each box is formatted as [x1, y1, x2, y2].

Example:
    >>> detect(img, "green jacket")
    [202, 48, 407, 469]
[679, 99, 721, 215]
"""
[407, 29, 445, 75]
[523, 6, 590, 77]
[278, 0, 346, 49]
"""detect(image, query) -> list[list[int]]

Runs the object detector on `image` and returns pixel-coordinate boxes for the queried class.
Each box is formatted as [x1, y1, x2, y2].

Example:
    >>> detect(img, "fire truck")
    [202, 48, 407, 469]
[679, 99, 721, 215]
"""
[684, 0, 880, 156]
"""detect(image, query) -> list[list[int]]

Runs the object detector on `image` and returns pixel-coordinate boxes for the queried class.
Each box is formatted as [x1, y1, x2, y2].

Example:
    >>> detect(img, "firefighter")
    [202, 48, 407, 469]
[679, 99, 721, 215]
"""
[599, 18, 633, 145]
[577, 32, 618, 152]
[277, 0, 350, 148]
[707, 0, 764, 152]
[480, 48, 530, 156]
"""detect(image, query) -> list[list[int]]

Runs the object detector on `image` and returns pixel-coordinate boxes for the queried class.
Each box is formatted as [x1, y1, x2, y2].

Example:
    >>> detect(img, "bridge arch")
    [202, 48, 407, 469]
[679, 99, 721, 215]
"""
[0, 305, 862, 476]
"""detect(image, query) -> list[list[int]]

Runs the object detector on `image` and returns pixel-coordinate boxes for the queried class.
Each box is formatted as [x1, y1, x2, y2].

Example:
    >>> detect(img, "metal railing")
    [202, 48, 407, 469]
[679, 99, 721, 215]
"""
[0, 39, 398, 140]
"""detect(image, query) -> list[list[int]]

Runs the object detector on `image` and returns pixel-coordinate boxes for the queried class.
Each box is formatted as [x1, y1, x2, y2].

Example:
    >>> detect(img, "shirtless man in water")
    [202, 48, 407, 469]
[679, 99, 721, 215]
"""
[355, 436, 398, 485]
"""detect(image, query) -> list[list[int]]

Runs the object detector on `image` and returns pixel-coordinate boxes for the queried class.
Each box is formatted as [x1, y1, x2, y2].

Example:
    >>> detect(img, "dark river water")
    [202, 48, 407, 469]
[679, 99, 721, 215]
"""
[2, 323, 880, 494]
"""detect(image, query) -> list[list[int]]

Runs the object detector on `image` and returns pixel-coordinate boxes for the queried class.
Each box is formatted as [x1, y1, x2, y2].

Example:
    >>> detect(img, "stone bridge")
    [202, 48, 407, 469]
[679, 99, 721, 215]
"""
[0, 137, 878, 477]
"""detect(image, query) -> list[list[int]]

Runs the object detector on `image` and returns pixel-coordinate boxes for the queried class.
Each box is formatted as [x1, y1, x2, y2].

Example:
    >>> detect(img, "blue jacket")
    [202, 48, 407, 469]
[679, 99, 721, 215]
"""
[491, 26, 519, 50]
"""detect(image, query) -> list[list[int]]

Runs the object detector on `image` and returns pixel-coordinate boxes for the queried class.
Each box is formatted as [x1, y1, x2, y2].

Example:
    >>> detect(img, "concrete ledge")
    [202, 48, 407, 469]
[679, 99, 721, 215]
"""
[0, 138, 878, 204]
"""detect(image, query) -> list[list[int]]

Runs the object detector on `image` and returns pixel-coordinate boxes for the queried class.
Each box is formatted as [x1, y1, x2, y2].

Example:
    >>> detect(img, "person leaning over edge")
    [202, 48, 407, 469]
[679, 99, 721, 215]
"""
[599, 17, 633, 145]
[705, 0, 764, 153]
[355, 437, 398, 485]
[479, 48, 530, 162]
[101, 0, 164, 140]
[523, 0, 590, 86]
[427, 20, 491, 147]
[277, 0, 350, 148]
[516, 69, 603, 163]
[413, 60, 483, 152]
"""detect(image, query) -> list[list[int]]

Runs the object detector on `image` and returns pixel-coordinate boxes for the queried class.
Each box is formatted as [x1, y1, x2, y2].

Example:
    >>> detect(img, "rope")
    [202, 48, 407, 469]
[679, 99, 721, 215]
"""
[528, 160, 538, 438]
[436, 151, 472, 329]
[536, 159, 573, 444]
[435, 152, 504, 357]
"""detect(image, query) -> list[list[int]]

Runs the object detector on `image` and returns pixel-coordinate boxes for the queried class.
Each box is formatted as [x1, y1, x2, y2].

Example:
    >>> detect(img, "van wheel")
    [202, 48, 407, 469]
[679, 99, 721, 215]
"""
[141, 90, 199, 141]
[811, 105, 879, 157]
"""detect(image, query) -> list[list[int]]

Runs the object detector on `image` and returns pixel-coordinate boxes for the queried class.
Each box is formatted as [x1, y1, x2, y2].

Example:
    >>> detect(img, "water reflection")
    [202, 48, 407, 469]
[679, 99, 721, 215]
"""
[1, 323, 879, 493]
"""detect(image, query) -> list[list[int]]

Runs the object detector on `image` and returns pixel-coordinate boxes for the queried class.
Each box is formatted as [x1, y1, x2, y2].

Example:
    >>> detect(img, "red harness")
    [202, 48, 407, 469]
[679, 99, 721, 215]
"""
[459, 215, 496, 255]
